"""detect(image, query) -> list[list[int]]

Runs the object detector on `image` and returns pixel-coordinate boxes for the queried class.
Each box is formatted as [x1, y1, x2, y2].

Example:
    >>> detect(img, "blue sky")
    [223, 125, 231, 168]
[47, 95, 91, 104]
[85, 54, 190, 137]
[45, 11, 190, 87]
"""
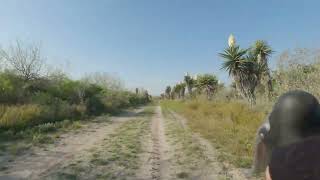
[0, 0, 320, 95]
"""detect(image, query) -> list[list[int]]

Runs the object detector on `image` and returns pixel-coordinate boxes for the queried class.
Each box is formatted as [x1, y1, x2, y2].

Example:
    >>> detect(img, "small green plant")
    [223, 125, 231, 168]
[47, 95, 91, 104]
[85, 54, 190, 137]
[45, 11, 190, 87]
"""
[32, 133, 54, 144]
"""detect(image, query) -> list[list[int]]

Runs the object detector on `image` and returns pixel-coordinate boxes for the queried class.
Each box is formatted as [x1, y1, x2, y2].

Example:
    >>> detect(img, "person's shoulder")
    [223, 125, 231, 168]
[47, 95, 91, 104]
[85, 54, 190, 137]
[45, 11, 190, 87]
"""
[269, 135, 320, 180]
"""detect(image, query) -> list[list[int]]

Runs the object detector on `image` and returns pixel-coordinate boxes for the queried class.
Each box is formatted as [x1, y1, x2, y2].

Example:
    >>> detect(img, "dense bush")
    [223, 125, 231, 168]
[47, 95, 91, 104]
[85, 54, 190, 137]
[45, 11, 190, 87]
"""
[273, 48, 320, 99]
[0, 72, 150, 130]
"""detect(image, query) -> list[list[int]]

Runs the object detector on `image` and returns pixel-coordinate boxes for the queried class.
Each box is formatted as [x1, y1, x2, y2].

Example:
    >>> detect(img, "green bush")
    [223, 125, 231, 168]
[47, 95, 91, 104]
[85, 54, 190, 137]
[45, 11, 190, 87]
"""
[0, 69, 150, 131]
[85, 94, 106, 115]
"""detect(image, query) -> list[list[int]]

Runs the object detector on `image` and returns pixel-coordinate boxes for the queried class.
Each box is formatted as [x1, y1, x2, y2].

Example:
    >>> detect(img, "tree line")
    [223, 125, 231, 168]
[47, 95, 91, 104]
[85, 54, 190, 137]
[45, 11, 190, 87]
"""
[161, 73, 220, 100]
[161, 35, 274, 105]
[0, 40, 150, 130]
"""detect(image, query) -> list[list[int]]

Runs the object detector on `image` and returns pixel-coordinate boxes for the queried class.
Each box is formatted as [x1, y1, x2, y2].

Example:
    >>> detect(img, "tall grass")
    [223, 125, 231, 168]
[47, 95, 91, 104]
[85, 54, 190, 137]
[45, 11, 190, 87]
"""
[0, 105, 42, 129]
[161, 100, 266, 168]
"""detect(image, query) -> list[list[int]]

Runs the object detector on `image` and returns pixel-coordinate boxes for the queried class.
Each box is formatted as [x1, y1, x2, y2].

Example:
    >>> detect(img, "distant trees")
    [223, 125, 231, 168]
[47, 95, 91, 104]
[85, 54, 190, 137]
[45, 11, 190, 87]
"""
[0, 40, 150, 130]
[162, 73, 219, 100]
[179, 82, 186, 99]
[165, 86, 172, 99]
[196, 74, 218, 100]
[184, 73, 196, 97]
[172, 82, 186, 99]
[159, 35, 274, 105]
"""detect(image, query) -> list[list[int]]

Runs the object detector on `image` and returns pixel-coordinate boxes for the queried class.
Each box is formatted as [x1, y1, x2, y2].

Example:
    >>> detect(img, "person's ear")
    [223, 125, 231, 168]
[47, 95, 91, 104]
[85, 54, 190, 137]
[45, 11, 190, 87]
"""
[266, 166, 272, 180]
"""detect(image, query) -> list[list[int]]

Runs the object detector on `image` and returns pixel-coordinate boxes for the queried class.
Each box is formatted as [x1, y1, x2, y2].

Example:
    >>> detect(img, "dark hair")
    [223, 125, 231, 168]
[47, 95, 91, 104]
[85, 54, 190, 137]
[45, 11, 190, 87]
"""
[269, 136, 320, 180]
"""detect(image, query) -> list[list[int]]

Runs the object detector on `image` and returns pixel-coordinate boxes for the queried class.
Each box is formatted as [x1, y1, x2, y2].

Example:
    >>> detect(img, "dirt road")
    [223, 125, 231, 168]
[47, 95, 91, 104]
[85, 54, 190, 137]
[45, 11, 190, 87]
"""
[0, 108, 145, 180]
[0, 106, 254, 180]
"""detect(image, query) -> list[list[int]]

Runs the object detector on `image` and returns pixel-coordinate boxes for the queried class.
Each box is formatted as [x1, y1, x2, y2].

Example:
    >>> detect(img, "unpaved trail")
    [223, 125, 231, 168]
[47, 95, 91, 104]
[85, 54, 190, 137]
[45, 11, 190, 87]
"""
[138, 106, 252, 180]
[0, 108, 144, 180]
[138, 106, 172, 180]
[150, 107, 171, 180]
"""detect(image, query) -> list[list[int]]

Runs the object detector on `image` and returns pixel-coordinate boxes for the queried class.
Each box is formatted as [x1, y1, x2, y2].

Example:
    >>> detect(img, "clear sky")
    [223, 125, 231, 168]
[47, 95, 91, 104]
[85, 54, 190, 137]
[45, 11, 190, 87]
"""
[0, 0, 320, 95]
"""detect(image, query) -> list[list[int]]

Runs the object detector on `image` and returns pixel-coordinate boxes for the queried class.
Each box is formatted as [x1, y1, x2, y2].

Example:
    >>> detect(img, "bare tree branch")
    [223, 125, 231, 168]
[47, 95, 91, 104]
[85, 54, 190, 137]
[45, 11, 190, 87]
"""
[0, 40, 45, 81]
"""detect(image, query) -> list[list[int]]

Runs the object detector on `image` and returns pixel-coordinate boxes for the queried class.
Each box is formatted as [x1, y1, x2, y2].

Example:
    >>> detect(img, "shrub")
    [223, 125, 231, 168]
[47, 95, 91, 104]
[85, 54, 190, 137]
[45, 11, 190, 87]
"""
[85, 95, 105, 115]
[36, 123, 58, 133]
[272, 48, 320, 99]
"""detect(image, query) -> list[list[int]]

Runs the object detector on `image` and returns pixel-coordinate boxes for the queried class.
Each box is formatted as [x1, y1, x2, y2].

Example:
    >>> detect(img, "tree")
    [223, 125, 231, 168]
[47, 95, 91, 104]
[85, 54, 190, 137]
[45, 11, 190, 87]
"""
[196, 74, 219, 100]
[179, 82, 186, 99]
[251, 40, 274, 98]
[165, 86, 172, 99]
[172, 82, 186, 100]
[143, 90, 151, 102]
[0, 40, 44, 81]
[184, 73, 195, 97]
[219, 45, 258, 104]
[82, 72, 124, 91]
[172, 84, 181, 99]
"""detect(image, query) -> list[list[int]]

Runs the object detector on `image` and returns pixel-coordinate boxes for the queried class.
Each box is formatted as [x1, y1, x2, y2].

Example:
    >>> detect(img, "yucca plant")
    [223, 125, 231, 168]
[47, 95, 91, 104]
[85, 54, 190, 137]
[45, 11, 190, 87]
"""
[196, 74, 219, 100]
[251, 40, 274, 98]
[179, 82, 186, 99]
[172, 84, 181, 99]
[165, 86, 172, 99]
[184, 73, 196, 98]
[219, 45, 258, 104]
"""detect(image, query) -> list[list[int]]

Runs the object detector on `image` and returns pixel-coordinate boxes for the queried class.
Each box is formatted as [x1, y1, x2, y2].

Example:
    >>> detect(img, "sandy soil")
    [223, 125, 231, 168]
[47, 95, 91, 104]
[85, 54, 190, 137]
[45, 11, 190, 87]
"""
[137, 106, 173, 180]
[0, 108, 144, 180]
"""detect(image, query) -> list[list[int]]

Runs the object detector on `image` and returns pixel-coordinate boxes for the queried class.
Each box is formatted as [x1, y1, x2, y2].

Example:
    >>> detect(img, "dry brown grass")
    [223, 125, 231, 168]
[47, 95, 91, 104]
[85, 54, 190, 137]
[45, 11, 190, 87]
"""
[0, 104, 42, 129]
[161, 100, 267, 168]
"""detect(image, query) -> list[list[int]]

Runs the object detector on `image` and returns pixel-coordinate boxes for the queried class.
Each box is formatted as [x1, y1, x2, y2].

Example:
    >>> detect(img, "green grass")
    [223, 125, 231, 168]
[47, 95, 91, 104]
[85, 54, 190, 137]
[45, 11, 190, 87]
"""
[162, 107, 213, 178]
[161, 99, 267, 168]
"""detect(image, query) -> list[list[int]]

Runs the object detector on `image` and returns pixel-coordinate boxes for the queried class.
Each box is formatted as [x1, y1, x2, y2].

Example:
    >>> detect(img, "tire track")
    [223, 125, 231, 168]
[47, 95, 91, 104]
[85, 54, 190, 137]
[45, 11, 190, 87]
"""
[149, 106, 171, 180]
[168, 110, 251, 180]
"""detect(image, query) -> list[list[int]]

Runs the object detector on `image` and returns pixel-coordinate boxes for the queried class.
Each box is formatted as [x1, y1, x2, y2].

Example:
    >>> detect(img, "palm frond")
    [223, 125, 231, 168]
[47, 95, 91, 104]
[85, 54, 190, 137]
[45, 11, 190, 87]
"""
[219, 46, 248, 76]
[252, 40, 274, 57]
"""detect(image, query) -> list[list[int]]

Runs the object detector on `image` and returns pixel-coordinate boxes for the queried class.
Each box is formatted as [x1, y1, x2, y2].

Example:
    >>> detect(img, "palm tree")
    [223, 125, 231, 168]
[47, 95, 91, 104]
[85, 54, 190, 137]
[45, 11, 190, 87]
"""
[219, 45, 258, 104]
[196, 74, 219, 100]
[160, 93, 165, 100]
[179, 82, 186, 99]
[172, 84, 181, 99]
[251, 40, 274, 98]
[165, 86, 171, 99]
[184, 73, 195, 97]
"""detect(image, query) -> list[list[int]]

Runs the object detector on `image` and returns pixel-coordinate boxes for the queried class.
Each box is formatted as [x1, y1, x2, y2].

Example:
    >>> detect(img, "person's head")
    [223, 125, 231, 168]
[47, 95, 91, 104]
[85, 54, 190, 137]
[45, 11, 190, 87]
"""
[266, 136, 320, 180]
